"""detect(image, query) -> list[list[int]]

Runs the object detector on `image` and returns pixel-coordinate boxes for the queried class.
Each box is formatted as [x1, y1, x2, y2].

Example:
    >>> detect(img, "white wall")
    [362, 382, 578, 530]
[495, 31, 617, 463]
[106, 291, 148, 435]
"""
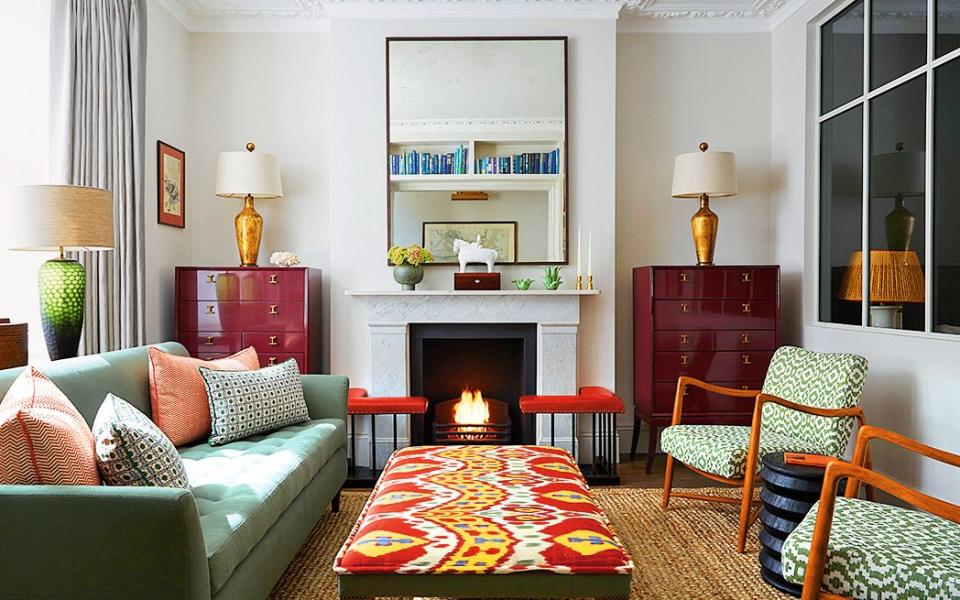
[772, 0, 960, 502]
[328, 17, 618, 399]
[186, 32, 331, 370]
[0, 0, 51, 362]
[615, 32, 774, 448]
[144, 0, 193, 344]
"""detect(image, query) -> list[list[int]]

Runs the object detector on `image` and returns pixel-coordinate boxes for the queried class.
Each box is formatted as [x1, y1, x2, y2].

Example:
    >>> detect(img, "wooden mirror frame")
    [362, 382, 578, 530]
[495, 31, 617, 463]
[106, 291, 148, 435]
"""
[385, 36, 569, 266]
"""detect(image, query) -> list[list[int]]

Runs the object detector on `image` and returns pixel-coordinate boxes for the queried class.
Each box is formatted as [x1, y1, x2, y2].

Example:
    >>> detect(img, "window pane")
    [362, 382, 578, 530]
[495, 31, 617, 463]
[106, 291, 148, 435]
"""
[934, 58, 960, 334]
[868, 75, 927, 331]
[822, 1, 865, 114]
[820, 106, 864, 325]
[871, 0, 927, 90]
[937, 0, 960, 57]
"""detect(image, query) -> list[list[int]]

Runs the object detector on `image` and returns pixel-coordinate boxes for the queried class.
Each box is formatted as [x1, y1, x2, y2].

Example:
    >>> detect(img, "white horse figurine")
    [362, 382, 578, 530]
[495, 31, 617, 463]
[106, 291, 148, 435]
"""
[453, 235, 498, 273]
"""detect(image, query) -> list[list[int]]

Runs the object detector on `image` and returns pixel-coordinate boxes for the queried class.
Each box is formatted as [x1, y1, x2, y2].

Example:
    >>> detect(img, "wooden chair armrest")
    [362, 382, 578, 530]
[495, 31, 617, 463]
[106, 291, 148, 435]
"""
[846, 424, 960, 499]
[755, 393, 865, 420]
[670, 376, 761, 426]
[801, 461, 960, 600]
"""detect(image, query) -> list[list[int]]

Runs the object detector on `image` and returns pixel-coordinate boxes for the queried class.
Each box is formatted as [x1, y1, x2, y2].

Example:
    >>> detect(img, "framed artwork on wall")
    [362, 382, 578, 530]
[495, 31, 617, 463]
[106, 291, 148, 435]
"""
[423, 221, 517, 263]
[157, 140, 185, 228]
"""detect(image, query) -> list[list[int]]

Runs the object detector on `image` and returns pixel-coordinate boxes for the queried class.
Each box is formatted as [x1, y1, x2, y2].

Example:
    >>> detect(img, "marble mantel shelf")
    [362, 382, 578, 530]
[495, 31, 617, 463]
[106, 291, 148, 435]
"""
[345, 289, 600, 296]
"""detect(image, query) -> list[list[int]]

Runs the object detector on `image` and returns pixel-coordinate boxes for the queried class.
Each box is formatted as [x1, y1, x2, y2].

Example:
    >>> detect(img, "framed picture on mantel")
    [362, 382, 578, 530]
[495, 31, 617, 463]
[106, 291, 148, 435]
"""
[157, 140, 185, 228]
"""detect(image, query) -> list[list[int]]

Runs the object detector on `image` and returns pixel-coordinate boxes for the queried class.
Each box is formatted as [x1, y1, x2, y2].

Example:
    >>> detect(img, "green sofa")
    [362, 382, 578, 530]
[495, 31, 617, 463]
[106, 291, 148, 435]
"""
[0, 342, 348, 599]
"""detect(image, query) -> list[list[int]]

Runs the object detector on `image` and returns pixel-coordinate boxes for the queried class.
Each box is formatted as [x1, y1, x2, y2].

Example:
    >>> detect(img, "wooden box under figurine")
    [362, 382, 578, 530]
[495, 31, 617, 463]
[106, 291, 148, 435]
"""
[454, 272, 500, 290]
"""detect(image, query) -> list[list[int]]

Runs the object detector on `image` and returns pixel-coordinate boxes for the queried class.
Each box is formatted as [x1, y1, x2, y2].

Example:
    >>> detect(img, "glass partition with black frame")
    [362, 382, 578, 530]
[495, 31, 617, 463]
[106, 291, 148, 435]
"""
[817, 0, 960, 337]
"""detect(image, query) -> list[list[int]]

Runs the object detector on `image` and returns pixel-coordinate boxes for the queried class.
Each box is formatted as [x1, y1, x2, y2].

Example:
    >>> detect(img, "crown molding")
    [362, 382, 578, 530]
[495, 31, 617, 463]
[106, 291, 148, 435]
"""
[155, 0, 811, 33]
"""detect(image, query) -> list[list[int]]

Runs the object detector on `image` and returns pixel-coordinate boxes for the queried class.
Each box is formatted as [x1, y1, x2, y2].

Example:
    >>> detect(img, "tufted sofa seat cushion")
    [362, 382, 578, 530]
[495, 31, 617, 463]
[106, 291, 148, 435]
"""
[782, 497, 960, 599]
[179, 418, 346, 593]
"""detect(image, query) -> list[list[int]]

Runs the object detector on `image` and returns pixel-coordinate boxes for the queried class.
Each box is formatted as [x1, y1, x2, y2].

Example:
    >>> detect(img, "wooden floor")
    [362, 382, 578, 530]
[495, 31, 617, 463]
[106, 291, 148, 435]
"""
[614, 453, 726, 489]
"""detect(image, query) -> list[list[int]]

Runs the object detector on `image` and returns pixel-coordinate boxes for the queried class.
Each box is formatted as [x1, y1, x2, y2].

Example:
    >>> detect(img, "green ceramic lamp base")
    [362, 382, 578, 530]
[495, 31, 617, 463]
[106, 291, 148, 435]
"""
[38, 258, 86, 360]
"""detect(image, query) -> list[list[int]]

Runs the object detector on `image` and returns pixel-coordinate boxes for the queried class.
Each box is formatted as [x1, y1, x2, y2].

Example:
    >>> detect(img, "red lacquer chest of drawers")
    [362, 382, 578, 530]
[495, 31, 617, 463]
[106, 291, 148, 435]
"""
[175, 266, 322, 373]
[632, 265, 780, 472]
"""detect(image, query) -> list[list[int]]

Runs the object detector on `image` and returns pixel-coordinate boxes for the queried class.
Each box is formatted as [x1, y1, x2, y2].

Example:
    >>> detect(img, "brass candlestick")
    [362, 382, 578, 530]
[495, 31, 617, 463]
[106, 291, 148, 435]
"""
[576, 275, 583, 290]
[587, 275, 594, 290]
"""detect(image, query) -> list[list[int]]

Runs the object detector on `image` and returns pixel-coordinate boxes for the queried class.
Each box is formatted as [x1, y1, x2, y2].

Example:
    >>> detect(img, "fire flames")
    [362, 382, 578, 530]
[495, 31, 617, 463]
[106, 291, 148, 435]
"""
[453, 388, 490, 425]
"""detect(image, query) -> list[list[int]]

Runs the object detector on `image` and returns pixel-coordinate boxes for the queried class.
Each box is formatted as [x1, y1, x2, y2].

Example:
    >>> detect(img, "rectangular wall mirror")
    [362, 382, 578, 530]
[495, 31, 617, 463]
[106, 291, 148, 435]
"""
[386, 37, 568, 265]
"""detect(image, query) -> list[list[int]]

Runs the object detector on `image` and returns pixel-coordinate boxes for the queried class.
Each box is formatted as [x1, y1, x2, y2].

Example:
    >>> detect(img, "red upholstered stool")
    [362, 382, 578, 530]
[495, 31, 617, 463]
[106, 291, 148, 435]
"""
[347, 388, 427, 486]
[519, 386, 624, 485]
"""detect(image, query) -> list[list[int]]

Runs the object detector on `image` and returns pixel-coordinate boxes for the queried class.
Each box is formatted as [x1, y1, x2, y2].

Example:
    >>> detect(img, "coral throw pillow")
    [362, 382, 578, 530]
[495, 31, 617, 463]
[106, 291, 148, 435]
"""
[0, 367, 101, 485]
[148, 346, 259, 447]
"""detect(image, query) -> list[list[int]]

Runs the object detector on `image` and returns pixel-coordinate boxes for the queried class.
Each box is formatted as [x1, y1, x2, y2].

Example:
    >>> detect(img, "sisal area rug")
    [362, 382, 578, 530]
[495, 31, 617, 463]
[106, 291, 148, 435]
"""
[271, 488, 793, 599]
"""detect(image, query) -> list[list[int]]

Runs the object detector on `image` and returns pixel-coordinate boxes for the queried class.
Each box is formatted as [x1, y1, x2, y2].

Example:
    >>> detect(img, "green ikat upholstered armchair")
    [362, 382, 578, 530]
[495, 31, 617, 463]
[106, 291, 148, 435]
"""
[660, 346, 870, 552]
[782, 425, 960, 600]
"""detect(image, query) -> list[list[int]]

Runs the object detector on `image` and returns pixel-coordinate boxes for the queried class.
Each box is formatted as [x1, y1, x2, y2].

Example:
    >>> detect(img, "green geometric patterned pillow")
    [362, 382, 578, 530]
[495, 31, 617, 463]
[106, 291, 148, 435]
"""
[92, 393, 189, 488]
[199, 359, 309, 447]
[761, 346, 868, 458]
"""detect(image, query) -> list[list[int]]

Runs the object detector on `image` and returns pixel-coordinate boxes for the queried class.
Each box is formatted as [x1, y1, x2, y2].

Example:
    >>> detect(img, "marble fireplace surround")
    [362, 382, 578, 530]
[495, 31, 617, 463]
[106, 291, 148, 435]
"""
[345, 289, 600, 466]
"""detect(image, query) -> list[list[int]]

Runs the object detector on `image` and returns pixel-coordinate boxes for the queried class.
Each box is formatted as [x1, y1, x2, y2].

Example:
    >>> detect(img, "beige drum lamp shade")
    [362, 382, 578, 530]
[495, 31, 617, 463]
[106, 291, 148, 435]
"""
[7, 184, 114, 251]
[215, 146, 283, 199]
[671, 148, 739, 198]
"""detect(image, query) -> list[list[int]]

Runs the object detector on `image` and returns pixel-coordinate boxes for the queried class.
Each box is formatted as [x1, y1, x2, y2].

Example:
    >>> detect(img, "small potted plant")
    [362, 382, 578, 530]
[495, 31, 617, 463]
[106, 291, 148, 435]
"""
[388, 244, 433, 291]
[512, 278, 534, 291]
[542, 266, 562, 290]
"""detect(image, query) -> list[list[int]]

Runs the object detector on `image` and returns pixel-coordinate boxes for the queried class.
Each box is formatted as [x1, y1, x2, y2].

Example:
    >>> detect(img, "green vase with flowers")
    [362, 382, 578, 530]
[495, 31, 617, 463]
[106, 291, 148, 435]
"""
[388, 244, 433, 290]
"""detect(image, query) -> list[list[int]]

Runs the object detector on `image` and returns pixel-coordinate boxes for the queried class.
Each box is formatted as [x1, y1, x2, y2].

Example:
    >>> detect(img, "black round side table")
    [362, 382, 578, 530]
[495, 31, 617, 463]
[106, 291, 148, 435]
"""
[758, 452, 829, 597]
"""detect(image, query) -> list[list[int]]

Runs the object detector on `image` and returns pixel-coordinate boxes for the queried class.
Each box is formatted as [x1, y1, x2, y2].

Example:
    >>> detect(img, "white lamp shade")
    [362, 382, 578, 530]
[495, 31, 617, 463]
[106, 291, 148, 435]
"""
[215, 151, 283, 199]
[872, 150, 925, 198]
[7, 184, 114, 251]
[671, 150, 738, 198]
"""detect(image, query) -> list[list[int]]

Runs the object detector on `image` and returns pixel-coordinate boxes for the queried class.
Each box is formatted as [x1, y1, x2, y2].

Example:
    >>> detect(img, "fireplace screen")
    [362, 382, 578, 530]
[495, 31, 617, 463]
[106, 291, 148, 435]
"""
[432, 388, 511, 444]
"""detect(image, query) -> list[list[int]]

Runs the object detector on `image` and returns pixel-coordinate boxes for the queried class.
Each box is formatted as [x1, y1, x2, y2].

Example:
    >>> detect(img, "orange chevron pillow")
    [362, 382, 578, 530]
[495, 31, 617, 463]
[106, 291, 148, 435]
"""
[0, 367, 101, 485]
[149, 346, 259, 447]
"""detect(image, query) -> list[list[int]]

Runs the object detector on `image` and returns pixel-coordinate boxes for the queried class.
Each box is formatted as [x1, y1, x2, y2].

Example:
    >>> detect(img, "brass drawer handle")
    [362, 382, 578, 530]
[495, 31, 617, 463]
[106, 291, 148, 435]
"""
[206, 274, 216, 284]
[268, 335, 278, 346]
[680, 272, 689, 282]
[742, 303, 751, 314]
[680, 303, 690, 313]
[205, 304, 215, 314]
[679, 333, 689, 344]
[269, 305, 278, 315]
[742, 272, 751, 283]
[681, 354, 689, 366]
[269, 274, 278, 284]
[268, 356, 277, 366]
[742, 354, 752, 365]
[741, 333, 751, 344]
[742, 385, 751, 390]
[683, 388, 690, 397]
[205, 336, 214, 346]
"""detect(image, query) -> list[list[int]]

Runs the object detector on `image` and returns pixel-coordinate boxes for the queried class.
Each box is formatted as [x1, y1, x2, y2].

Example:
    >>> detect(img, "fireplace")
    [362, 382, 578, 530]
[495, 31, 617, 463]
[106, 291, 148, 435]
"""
[410, 323, 537, 445]
[432, 388, 512, 444]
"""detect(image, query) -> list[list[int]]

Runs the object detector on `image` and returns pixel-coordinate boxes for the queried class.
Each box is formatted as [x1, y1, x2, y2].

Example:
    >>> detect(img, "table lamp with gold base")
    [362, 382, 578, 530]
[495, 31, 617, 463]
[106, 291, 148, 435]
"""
[671, 142, 738, 265]
[215, 142, 283, 267]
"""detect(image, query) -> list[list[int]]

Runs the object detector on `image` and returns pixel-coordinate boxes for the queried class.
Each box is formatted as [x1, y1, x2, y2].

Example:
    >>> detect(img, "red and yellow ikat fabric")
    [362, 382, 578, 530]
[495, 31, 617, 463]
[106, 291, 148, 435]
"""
[333, 445, 634, 576]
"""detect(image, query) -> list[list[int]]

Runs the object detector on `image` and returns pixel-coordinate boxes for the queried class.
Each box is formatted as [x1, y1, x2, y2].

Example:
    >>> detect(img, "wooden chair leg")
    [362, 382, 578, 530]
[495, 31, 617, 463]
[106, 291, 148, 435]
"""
[332, 490, 342, 513]
[661, 453, 675, 510]
[736, 469, 757, 553]
[645, 424, 658, 474]
[630, 420, 641, 459]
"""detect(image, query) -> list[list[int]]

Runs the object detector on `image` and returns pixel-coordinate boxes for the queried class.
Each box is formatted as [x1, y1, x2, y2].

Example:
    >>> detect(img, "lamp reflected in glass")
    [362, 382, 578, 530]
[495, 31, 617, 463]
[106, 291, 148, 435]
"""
[838, 250, 925, 329]
[872, 142, 925, 250]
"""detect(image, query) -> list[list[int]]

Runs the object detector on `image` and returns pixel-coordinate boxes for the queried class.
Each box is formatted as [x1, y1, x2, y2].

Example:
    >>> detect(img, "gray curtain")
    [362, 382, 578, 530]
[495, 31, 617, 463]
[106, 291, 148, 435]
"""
[50, 0, 147, 353]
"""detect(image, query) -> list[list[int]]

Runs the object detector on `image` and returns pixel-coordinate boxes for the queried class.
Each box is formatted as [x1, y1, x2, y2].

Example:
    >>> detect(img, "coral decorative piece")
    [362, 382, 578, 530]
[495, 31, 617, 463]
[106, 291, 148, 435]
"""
[270, 251, 301, 267]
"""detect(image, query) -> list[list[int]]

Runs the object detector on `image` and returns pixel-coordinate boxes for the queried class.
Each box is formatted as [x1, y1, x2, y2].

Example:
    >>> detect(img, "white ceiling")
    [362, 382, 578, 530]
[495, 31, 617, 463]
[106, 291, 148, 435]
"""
[156, 0, 810, 32]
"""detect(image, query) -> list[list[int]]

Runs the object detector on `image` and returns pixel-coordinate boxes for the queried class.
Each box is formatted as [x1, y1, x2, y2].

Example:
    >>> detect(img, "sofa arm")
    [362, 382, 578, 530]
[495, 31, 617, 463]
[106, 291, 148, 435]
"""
[302, 374, 349, 422]
[0, 485, 210, 599]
